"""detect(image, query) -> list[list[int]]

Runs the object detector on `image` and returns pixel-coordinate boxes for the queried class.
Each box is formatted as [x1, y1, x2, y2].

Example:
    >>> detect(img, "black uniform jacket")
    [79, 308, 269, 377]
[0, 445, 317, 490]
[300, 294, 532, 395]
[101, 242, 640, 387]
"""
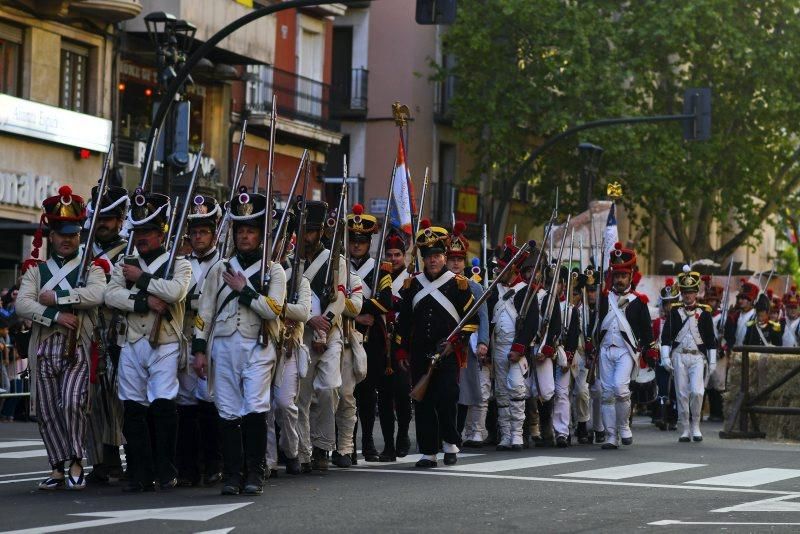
[394, 268, 479, 382]
[597, 291, 654, 352]
[660, 303, 716, 356]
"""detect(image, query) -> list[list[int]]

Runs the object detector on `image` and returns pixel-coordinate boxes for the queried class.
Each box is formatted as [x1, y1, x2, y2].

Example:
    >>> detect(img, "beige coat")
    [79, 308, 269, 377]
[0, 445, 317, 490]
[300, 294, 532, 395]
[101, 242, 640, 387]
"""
[103, 254, 192, 345]
[16, 258, 106, 413]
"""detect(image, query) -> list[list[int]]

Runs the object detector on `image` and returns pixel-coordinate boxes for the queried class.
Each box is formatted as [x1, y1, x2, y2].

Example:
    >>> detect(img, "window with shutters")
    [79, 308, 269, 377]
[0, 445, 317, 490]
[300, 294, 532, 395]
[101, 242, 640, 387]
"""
[0, 22, 22, 97]
[60, 42, 89, 112]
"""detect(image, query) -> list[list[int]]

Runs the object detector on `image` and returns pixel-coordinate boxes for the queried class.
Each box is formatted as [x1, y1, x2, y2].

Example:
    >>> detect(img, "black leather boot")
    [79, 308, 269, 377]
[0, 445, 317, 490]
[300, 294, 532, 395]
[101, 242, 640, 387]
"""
[219, 418, 243, 495]
[176, 404, 200, 486]
[536, 399, 555, 448]
[361, 437, 379, 462]
[151, 398, 178, 489]
[197, 400, 222, 485]
[242, 412, 267, 495]
[122, 401, 154, 492]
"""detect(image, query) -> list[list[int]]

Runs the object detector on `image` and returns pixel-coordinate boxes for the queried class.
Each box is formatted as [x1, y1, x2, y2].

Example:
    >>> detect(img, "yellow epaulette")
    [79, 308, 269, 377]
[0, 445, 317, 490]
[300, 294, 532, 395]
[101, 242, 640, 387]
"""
[746, 320, 755, 327]
[770, 321, 782, 332]
[455, 273, 468, 290]
[670, 302, 684, 311]
[403, 274, 414, 290]
[379, 261, 393, 273]
[470, 273, 482, 284]
[699, 303, 712, 313]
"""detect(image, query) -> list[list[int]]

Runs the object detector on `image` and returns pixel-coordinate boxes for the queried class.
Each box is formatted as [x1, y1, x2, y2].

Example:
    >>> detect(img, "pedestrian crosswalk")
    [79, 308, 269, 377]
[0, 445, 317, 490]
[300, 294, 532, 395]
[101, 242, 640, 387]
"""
[353, 454, 800, 490]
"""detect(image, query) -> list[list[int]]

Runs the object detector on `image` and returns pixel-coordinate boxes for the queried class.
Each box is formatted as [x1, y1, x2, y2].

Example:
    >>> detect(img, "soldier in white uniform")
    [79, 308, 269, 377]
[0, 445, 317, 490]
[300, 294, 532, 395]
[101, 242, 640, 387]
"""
[781, 289, 800, 347]
[561, 270, 589, 447]
[267, 205, 312, 476]
[104, 190, 192, 491]
[193, 190, 286, 495]
[17, 186, 106, 490]
[84, 185, 128, 483]
[660, 266, 717, 442]
[295, 201, 347, 472]
[596, 243, 657, 449]
[488, 238, 537, 450]
[176, 195, 222, 486]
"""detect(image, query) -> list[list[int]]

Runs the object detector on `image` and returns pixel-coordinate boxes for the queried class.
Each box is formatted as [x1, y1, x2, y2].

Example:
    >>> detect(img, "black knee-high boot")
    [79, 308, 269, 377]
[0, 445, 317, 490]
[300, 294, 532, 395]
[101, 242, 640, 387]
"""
[242, 412, 267, 494]
[176, 404, 200, 486]
[150, 398, 178, 487]
[220, 417, 243, 493]
[197, 400, 222, 482]
[122, 400, 154, 491]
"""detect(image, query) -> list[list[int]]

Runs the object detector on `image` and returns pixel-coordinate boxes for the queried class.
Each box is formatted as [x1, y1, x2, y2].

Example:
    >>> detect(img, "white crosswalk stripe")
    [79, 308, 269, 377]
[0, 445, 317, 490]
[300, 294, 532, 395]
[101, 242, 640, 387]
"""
[447, 456, 590, 473]
[0, 441, 43, 449]
[0, 449, 48, 459]
[686, 468, 800, 488]
[557, 462, 705, 480]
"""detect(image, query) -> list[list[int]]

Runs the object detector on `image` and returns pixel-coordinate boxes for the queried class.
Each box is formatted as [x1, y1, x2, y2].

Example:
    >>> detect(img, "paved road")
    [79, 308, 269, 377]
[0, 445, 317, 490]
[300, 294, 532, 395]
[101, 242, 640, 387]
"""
[1, 418, 799, 533]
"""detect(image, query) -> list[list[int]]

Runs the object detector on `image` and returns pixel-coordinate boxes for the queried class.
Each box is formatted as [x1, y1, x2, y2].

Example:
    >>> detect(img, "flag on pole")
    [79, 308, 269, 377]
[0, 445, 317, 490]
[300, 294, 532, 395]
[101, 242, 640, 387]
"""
[603, 202, 619, 270]
[389, 135, 417, 235]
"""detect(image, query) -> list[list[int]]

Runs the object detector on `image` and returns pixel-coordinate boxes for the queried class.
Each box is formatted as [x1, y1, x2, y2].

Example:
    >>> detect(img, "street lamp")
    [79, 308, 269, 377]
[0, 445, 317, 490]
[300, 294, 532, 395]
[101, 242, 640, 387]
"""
[578, 142, 604, 211]
[144, 11, 196, 197]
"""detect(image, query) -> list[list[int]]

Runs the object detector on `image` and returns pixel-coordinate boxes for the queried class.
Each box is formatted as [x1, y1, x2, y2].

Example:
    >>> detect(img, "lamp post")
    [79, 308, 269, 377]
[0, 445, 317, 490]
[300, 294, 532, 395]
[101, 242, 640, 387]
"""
[578, 142, 604, 211]
[144, 12, 197, 198]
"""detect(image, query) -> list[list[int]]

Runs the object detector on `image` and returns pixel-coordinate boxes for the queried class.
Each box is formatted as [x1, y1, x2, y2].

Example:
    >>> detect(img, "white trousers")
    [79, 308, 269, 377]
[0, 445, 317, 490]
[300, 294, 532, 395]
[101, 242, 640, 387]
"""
[176, 353, 199, 406]
[599, 345, 634, 443]
[553, 365, 572, 436]
[674, 351, 705, 427]
[530, 358, 555, 402]
[195, 375, 213, 402]
[212, 332, 276, 421]
[334, 345, 358, 455]
[297, 326, 343, 462]
[267, 351, 300, 468]
[493, 335, 527, 446]
[463, 365, 491, 443]
[118, 338, 179, 405]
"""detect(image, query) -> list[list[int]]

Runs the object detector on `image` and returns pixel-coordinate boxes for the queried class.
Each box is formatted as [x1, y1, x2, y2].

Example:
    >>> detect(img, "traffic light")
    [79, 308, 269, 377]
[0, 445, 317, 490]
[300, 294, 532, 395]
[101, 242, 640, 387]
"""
[416, 0, 457, 25]
[683, 88, 711, 141]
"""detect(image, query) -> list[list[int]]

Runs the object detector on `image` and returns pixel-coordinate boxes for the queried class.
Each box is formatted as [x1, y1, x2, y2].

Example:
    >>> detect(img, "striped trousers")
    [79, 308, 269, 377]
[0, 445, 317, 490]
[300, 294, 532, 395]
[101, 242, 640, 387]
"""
[35, 333, 89, 467]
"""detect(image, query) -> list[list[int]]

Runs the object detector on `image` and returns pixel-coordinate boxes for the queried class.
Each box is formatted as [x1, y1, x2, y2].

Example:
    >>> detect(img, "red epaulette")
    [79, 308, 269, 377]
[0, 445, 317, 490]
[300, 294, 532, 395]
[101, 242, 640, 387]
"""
[633, 291, 649, 304]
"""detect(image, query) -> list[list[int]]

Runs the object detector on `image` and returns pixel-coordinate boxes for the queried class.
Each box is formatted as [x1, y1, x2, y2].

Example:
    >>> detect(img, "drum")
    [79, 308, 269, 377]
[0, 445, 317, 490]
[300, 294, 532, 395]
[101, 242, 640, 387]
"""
[630, 367, 658, 404]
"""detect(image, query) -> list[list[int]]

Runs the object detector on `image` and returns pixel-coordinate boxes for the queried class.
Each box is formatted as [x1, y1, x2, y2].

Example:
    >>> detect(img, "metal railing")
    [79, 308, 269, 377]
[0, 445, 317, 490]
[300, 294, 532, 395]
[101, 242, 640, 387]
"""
[331, 67, 368, 118]
[720, 345, 800, 439]
[246, 65, 334, 130]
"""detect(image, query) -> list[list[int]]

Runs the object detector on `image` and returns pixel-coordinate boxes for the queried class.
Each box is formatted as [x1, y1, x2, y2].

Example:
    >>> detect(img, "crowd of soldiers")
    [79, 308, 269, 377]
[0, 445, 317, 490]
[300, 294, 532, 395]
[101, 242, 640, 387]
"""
[16, 173, 798, 496]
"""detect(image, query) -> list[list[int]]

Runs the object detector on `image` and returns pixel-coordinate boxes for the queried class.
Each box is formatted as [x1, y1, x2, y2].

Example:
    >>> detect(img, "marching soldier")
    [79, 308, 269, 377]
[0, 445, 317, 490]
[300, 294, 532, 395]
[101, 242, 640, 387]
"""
[582, 266, 605, 443]
[562, 269, 589, 446]
[488, 238, 537, 451]
[394, 220, 479, 467]
[530, 261, 562, 448]
[660, 267, 717, 442]
[724, 280, 758, 349]
[344, 204, 394, 462]
[332, 255, 364, 468]
[17, 186, 106, 490]
[176, 195, 223, 487]
[519, 254, 542, 447]
[193, 190, 286, 495]
[596, 243, 657, 449]
[296, 200, 348, 472]
[105, 191, 192, 492]
[744, 294, 783, 346]
[374, 230, 413, 459]
[701, 277, 726, 422]
[84, 184, 129, 483]
[652, 279, 679, 432]
[782, 288, 800, 347]
[267, 208, 311, 476]
[445, 222, 490, 448]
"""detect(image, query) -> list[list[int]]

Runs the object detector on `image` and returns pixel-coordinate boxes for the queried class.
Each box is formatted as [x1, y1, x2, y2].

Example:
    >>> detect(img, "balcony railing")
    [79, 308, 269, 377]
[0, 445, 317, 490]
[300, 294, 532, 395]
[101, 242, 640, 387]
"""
[433, 74, 456, 124]
[246, 66, 334, 130]
[331, 68, 368, 119]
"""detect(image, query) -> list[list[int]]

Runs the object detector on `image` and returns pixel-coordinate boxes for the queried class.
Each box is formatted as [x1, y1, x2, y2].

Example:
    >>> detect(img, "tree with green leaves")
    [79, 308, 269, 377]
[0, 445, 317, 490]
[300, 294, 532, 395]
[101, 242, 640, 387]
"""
[439, 0, 800, 263]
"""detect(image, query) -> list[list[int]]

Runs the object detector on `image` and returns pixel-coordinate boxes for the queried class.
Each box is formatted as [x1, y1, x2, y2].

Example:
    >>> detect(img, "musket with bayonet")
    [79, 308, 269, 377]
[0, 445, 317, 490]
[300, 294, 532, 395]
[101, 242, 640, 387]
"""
[257, 96, 277, 347]
[148, 144, 204, 348]
[410, 240, 534, 402]
[482, 223, 490, 291]
[406, 167, 430, 274]
[282, 159, 312, 351]
[321, 175, 348, 312]
[517, 209, 557, 328]
[62, 142, 114, 361]
[717, 259, 734, 346]
[216, 163, 247, 257]
[532, 215, 571, 357]
[164, 196, 180, 250]
[270, 150, 308, 261]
